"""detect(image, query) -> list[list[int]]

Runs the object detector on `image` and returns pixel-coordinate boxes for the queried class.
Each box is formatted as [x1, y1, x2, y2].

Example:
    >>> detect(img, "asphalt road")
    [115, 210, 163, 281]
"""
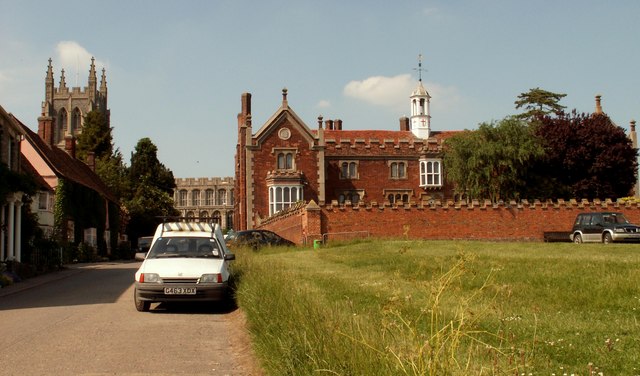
[0, 262, 261, 376]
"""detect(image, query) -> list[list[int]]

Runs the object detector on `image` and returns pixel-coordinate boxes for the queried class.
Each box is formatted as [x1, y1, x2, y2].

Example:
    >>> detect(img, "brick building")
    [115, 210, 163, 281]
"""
[235, 76, 457, 231]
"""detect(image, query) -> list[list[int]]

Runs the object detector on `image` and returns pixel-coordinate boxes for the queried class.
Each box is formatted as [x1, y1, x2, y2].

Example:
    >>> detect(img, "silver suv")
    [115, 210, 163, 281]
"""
[571, 212, 640, 244]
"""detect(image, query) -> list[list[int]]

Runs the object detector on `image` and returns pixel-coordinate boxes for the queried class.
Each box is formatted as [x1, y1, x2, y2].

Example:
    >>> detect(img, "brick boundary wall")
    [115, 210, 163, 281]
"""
[257, 199, 640, 244]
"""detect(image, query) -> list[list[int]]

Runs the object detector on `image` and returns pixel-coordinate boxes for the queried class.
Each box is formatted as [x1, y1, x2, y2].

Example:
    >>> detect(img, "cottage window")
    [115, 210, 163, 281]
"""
[38, 192, 49, 210]
[269, 185, 303, 215]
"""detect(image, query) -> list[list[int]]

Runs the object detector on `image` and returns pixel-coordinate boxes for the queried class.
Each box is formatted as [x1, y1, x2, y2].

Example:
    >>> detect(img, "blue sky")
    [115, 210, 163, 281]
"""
[1, 0, 639, 178]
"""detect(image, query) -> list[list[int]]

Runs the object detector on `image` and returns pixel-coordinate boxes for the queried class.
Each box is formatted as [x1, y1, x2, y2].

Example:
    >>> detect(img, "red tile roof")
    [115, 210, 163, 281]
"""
[15, 116, 118, 204]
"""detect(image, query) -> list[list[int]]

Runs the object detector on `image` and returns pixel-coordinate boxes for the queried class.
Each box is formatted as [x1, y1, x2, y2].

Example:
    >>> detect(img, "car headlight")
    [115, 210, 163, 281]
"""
[139, 273, 160, 283]
[199, 273, 222, 283]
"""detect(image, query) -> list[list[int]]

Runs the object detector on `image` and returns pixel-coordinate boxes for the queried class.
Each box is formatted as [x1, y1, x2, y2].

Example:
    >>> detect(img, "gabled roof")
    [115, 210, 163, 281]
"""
[15, 116, 118, 203]
[0, 104, 25, 136]
[20, 157, 52, 192]
[254, 101, 317, 145]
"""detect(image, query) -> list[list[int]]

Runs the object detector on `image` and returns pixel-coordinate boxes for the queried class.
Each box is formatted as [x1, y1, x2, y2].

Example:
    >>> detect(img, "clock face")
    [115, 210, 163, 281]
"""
[278, 127, 291, 140]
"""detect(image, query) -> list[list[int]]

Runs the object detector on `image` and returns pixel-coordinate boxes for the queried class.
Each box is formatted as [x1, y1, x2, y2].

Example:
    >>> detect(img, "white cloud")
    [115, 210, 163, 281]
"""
[316, 99, 331, 109]
[343, 74, 462, 114]
[344, 74, 413, 111]
[55, 41, 107, 79]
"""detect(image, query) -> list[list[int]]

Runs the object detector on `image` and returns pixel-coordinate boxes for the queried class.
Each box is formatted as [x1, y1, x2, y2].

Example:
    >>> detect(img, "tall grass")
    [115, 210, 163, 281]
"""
[233, 240, 640, 375]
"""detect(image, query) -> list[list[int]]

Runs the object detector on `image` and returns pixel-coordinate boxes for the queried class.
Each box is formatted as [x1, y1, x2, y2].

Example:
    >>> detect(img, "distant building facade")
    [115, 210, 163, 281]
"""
[40, 57, 109, 147]
[174, 177, 235, 230]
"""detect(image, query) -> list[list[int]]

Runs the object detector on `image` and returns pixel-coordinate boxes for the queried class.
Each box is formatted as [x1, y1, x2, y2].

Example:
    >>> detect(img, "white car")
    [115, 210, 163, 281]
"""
[134, 220, 235, 312]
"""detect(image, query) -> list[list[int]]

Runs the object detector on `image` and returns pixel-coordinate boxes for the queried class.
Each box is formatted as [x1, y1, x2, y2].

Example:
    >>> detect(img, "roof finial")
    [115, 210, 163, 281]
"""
[282, 87, 288, 106]
[414, 54, 426, 82]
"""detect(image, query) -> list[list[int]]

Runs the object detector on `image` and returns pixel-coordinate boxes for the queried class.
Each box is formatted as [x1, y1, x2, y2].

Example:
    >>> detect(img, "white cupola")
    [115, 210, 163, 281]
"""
[410, 55, 431, 139]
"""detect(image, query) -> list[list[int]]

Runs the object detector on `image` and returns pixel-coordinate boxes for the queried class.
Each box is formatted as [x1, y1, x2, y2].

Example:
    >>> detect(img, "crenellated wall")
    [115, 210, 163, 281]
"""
[257, 199, 640, 244]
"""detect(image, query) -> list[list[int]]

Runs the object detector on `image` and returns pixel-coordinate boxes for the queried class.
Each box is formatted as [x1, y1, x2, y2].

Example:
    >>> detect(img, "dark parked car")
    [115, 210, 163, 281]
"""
[135, 236, 154, 261]
[226, 230, 295, 249]
[571, 212, 640, 244]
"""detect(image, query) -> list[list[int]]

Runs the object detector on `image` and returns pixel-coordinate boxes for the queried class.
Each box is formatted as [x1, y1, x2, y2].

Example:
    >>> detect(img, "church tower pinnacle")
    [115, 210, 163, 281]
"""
[410, 54, 431, 139]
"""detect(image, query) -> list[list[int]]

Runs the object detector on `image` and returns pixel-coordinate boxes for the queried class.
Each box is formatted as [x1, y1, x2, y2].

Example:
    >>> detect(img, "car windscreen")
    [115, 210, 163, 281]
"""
[147, 237, 222, 259]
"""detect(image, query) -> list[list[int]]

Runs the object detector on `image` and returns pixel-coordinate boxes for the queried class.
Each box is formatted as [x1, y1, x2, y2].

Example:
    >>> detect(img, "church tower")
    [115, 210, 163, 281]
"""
[40, 57, 110, 147]
[410, 55, 431, 139]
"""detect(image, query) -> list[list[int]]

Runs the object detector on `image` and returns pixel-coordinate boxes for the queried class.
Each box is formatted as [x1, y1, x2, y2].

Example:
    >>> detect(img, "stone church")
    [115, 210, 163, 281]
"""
[39, 57, 109, 147]
[234, 75, 456, 231]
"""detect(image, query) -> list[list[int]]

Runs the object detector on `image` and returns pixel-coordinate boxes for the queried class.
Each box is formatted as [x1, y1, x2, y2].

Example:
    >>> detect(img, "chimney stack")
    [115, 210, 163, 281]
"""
[399, 116, 410, 131]
[64, 135, 76, 158]
[595, 95, 603, 114]
[325, 120, 334, 130]
[37, 115, 55, 146]
[317, 115, 323, 129]
[335, 119, 342, 130]
[241, 92, 251, 116]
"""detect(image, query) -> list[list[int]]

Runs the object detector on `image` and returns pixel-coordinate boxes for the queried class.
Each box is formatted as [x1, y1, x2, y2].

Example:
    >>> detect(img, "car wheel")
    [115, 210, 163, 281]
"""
[603, 233, 613, 244]
[573, 234, 583, 244]
[134, 289, 150, 312]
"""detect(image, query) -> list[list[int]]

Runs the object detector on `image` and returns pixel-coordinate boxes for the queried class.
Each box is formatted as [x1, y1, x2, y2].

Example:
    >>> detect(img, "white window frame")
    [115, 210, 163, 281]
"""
[420, 159, 443, 187]
[269, 185, 303, 215]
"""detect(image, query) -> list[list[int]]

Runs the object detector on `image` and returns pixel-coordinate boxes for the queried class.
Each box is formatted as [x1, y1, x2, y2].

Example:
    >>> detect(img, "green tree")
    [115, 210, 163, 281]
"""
[443, 117, 544, 202]
[95, 149, 130, 201]
[76, 110, 112, 161]
[125, 138, 178, 242]
[532, 111, 637, 199]
[129, 137, 176, 194]
[515, 88, 567, 120]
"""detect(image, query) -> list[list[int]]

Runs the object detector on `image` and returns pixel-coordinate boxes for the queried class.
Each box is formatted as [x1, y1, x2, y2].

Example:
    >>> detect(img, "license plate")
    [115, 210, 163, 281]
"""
[164, 287, 196, 295]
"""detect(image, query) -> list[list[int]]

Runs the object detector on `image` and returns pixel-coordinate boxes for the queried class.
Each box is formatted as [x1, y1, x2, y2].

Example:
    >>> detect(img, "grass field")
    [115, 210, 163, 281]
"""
[233, 240, 640, 375]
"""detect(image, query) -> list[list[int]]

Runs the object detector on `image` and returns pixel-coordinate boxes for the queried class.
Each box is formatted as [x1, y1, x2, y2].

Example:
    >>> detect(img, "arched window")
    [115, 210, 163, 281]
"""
[277, 151, 294, 170]
[200, 211, 209, 219]
[57, 108, 67, 144]
[390, 161, 407, 179]
[178, 190, 188, 206]
[217, 189, 226, 205]
[212, 211, 221, 224]
[71, 108, 82, 135]
[340, 161, 358, 179]
[191, 190, 200, 206]
[205, 189, 214, 205]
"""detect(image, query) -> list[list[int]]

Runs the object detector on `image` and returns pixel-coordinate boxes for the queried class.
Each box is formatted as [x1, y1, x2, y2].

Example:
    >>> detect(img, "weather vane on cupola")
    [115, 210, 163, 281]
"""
[414, 54, 426, 82]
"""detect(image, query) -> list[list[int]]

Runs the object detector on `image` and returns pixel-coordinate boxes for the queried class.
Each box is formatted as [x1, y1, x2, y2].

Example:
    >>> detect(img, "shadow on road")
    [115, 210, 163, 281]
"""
[0, 263, 139, 311]
[149, 300, 238, 315]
